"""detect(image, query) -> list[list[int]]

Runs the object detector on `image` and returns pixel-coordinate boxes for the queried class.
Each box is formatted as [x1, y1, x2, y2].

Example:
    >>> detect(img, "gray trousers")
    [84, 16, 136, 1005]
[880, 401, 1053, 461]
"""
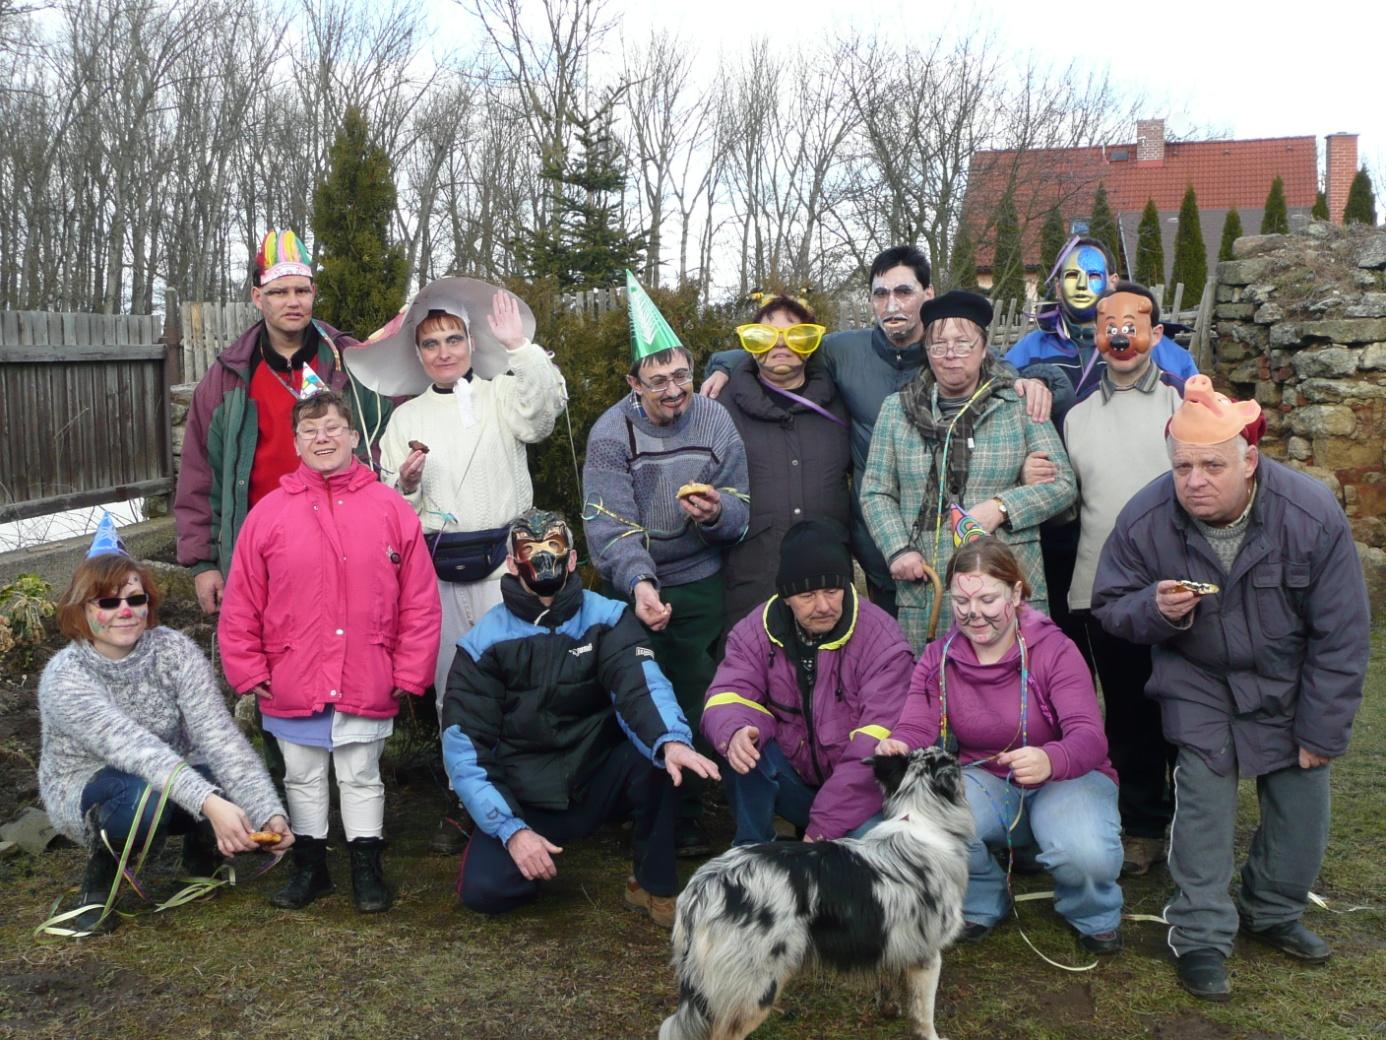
[1166, 747, 1331, 957]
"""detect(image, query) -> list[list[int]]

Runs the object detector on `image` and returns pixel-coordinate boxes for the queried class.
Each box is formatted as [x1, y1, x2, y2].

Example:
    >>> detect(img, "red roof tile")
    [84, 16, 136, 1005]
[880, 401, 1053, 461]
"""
[964, 135, 1318, 271]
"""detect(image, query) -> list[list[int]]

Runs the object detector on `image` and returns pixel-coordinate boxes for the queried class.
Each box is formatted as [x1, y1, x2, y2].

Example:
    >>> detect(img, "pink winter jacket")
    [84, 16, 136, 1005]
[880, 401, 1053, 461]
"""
[218, 459, 441, 718]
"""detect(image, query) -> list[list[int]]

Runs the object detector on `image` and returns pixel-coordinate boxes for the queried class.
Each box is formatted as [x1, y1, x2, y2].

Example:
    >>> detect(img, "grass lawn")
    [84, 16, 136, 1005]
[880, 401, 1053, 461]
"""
[1, 630, 1383, 1040]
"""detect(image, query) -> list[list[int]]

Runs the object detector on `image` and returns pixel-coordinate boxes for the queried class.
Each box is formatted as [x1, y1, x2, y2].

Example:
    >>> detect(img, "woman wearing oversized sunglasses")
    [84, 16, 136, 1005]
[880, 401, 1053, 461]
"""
[37, 517, 290, 935]
[716, 295, 852, 624]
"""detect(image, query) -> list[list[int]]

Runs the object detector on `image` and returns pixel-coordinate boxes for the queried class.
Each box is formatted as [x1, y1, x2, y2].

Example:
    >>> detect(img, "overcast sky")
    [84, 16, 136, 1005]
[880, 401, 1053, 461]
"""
[613, 0, 1383, 182]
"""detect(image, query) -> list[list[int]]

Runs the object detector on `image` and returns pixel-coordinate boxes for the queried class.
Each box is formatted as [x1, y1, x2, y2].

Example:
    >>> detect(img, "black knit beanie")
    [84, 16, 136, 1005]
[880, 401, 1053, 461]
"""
[776, 518, 852, 597]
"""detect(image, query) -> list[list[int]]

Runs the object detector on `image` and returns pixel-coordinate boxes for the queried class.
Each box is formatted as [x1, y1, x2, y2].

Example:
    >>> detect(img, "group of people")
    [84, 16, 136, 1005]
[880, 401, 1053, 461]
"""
[35, 230, 1368, 1006]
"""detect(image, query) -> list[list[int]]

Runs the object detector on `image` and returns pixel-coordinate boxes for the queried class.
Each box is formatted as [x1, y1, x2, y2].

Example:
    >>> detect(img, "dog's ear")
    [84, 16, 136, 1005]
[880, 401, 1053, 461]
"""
[924, 749, 965, 804]
[869, 753, 910, 797]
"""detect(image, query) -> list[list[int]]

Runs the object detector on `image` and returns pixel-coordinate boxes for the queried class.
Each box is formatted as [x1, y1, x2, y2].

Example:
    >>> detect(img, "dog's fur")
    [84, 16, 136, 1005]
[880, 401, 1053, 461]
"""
[660, 747, 974, 1040]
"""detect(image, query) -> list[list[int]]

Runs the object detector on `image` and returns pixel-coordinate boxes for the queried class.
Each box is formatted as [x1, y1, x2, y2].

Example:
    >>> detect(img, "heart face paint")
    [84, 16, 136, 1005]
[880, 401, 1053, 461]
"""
[85, 572, 149, 660]
[949, 569, 1022, 652]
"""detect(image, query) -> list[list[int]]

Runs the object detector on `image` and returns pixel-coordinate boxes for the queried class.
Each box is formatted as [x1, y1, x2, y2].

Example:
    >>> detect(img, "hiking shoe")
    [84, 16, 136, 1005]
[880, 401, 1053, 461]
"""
[624, 877, 676, 928]
[347, 837, 394, 913]
[1176, 948, 1231, 1001]
[1078, 928, 1124, 955]
[1241, 920, 1331, 963]
[959, 920, 998, 943]
[428, 813, 470, 856]
[1121, 835, 1168, 877]
[269, 835, 334, 910]
[71, 847, 121, 936]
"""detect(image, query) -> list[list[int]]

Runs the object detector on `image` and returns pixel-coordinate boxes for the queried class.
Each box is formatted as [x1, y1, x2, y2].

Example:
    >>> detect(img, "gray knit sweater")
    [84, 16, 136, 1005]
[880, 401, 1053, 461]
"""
[583, 393, 750, 594]
[38, 626, 286, 844]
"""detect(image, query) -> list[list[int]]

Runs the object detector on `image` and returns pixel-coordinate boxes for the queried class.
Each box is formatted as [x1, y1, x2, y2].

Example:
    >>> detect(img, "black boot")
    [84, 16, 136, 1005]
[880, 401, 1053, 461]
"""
[180, 819, 224, 879]
[347, 837, 394, 913]
[268, 836, 333, 909]
[71, 847, 121, 935]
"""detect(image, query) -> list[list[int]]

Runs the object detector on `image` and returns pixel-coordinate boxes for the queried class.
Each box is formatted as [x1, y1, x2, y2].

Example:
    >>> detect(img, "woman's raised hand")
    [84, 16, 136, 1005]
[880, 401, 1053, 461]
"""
[487, 290, 528, 351]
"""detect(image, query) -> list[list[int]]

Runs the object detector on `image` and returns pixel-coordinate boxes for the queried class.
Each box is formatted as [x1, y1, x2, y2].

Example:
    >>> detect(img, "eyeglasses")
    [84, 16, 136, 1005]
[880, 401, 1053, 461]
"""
[735, 323, 826, 357]
[638, 370, 693, 393]
[925, 338, 982, 359]
[90, 594, 149, 610]
[295, 423, 352, 440]
[418, 333, 469, 352]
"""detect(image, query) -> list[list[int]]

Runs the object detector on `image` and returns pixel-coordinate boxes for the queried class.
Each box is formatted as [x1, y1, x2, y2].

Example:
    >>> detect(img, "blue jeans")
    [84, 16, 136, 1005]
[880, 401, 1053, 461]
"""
[963, 766, 1123, 936]
[79, 765, 215, 850]
[724, 740, 882, 845]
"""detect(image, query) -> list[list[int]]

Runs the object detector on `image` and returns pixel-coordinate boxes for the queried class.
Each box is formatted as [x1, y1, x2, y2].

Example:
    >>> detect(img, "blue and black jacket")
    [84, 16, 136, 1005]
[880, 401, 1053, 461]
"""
[441, 574, 691, 844]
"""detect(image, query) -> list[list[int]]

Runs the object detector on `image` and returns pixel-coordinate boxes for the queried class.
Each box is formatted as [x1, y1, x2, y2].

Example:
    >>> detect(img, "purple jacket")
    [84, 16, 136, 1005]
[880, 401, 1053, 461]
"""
[701, 588, 915, 840]
[893, 607, 1116, 787]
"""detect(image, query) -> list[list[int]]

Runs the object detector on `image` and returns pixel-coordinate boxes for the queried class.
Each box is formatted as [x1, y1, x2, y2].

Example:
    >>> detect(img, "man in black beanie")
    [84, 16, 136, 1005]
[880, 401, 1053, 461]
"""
[701, 519, 916, 844]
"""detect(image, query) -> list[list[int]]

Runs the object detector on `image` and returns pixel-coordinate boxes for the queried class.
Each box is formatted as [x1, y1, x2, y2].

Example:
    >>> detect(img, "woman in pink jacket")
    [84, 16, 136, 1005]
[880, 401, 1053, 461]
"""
[219, 390, 441, 913]
[876, 536, 1123, 955]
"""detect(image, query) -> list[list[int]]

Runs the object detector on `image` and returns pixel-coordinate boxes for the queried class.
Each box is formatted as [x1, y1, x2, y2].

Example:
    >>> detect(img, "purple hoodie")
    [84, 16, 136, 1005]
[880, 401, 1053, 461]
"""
[702, 588, 915, 840]
[892, 607, 1116, 787]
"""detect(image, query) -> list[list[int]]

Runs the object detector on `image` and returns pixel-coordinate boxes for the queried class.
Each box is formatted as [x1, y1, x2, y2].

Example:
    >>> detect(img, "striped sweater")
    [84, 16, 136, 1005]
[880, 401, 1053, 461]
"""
[582, 394, 750, 594]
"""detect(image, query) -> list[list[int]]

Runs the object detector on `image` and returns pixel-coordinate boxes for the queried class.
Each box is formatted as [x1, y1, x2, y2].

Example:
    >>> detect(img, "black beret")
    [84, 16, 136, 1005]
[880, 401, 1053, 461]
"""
[920, 290, 994, 330]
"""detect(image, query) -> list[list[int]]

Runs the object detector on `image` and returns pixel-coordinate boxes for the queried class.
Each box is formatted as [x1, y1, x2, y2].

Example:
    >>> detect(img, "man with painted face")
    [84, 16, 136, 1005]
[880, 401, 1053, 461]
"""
[583, 272, 750, 855]
[441, 509, 719, 927]
[1063, 283, 1185, 877]
[714, 295, 851, 624]
[1092, 380, 1369, 1000]
[698, 246, 1058, 617]
[1006, 238, 1199, 677]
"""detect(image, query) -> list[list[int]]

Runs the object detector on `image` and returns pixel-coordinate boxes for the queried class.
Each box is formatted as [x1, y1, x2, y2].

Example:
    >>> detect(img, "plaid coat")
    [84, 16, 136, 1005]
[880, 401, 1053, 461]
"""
[861, 383, 1075, 651]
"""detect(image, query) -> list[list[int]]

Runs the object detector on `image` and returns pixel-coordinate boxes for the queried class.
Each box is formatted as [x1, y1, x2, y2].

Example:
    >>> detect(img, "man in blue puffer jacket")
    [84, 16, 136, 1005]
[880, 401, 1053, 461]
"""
[441, 509, 720, 928]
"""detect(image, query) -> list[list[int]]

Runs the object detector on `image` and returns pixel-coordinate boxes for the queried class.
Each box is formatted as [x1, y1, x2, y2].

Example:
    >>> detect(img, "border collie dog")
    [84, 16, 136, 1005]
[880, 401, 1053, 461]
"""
[660, 747, 973, 1040]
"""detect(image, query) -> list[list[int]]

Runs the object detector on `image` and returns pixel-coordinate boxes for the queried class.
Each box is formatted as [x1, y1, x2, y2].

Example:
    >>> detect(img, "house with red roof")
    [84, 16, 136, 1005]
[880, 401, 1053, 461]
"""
[961, 120, 1359, 297]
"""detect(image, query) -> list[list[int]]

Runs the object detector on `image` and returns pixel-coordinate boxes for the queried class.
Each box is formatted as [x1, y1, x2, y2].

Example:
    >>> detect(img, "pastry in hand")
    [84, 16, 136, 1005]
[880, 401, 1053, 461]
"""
[1175, 580, 1220, 596]
[676, 482, 715, 500]
[407, 439, 430, 454]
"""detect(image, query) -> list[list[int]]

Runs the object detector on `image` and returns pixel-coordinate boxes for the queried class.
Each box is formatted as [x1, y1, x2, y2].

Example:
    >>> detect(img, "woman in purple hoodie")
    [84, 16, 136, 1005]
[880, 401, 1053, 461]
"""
[877, 536, 1123, 954]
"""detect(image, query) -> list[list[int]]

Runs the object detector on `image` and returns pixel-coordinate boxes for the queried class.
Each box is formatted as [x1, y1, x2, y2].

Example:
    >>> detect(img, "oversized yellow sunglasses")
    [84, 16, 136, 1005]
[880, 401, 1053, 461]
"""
[735, 322, 827, 356]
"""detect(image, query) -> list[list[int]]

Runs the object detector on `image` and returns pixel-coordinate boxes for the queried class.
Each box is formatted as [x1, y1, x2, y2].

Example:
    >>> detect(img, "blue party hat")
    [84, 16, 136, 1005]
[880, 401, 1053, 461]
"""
[86, 512, 130, 559]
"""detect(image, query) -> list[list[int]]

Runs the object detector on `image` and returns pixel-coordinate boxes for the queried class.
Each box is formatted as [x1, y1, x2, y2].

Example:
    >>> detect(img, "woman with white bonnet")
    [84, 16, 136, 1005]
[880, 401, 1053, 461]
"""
[348, 280, 566, 853]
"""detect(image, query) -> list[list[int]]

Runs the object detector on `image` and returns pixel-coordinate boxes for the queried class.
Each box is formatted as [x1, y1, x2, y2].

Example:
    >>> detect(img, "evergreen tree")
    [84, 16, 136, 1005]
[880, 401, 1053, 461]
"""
[1089, 184, 1123, 275]
[1217, 209, 1243, 263]
[1134, 199, 1165, 285]
[520, 93, 645, 288]
[1170, 185, 1208, 292]
[1260, 176, 1290, 234]
[1343, 168, 1378, 226]
[990, 195, 1025, 308]
[1311, 191, 1330, 221]
[1038, 206, 1066, 291]
[311, 105, 408, 337]
[948, 222, 978, 290]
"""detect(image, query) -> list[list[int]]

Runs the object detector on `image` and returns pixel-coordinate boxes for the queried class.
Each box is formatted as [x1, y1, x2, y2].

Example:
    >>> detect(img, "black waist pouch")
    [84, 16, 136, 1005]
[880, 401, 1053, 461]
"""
[427, 526, 509, 583]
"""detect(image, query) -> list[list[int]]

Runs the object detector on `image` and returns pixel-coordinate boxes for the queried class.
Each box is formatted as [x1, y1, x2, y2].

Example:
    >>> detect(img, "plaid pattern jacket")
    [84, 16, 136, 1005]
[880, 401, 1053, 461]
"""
[860, 384, 1076, 650]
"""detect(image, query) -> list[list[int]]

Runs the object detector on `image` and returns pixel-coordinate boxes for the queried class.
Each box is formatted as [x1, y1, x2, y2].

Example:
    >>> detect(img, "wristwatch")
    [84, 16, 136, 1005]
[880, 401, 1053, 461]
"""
[992, 497, 1011, 530]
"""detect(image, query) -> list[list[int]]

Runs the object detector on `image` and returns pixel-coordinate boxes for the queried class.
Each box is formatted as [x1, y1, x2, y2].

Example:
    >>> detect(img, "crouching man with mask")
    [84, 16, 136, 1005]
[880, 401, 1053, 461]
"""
[440, 509, 720, 927]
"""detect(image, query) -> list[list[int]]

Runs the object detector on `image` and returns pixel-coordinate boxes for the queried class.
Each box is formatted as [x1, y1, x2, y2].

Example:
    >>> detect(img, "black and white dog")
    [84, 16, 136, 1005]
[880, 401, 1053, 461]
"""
[660, 747, 974, 1040]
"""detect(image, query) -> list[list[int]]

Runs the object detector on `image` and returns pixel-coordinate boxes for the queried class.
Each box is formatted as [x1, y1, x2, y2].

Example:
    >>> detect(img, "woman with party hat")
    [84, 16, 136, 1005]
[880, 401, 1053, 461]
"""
[36, 515, 290, 935]
[344, 278, 566, 854]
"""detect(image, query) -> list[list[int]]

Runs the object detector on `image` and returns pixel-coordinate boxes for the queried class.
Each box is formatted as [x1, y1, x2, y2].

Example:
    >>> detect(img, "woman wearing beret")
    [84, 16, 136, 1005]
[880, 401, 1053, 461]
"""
[860, 291, 1077, 651]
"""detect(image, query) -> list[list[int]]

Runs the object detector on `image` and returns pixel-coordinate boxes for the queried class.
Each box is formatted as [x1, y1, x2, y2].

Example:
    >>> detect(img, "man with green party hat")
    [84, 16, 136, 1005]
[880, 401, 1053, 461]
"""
[582, 272, 750, 855]
[174, 229, 394, 616]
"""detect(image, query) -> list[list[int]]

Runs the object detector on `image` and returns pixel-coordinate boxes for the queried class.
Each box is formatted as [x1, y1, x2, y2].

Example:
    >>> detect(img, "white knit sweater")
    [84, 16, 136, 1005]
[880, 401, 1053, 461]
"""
[378, 342, 567, 534]
[38, 626, 286, 843]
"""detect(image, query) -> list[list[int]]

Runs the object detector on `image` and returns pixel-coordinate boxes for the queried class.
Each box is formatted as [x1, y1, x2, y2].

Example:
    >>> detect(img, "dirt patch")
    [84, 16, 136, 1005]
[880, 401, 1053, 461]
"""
[1031, 979, 1096, 1025]
[1150, 1013, 1284, 1040]
[0, 963, 151, 1035]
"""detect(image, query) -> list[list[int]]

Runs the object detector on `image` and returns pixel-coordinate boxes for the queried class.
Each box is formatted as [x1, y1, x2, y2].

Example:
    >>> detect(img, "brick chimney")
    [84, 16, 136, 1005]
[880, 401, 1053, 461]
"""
[1136, 119, 1166, 164]
[1325, 133, 1358, 225]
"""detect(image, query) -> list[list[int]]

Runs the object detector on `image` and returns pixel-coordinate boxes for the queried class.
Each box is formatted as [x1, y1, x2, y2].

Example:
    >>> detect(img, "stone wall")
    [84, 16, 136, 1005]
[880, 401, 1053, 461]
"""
[1211, 223, 1386, 550]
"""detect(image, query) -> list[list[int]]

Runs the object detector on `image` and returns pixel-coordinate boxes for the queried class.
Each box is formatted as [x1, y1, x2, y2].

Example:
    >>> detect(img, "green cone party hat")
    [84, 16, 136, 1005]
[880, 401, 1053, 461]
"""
[625, 270, 683, 362]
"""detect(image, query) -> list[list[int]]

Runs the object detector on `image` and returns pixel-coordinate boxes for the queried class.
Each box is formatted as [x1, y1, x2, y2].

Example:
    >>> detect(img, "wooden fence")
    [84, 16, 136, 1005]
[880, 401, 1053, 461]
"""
[178, 295, 259, 383]
[0, 310, 176, 524]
